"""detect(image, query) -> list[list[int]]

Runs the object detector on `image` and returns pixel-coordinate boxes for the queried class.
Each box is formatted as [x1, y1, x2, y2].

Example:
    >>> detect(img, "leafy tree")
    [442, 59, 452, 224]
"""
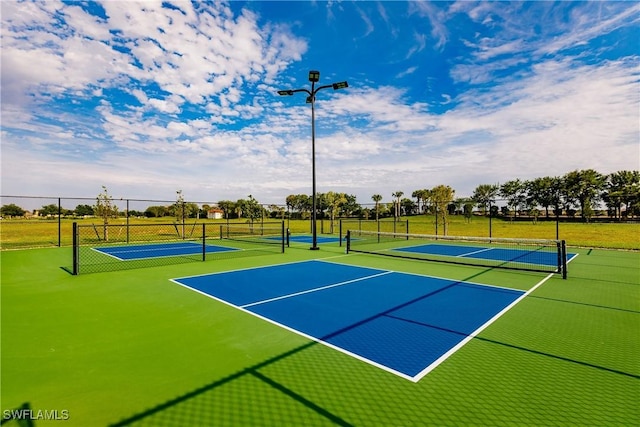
[400, 198, 416, 216]
[40, 204, 60, 217]
[285, 194, 311, 219]
[145, 206, 167, 218]
[315, 193, 328, 219]
[604, 170, 640, 219]
[323, 191, 348, 233]
[463, 201, 474, 222]
[217, 200, 235, 219]
[452, 197, 471, 215]
[171, 191, 199, 236]
[500, 179, 526, 218]
[236, 195, 261, 223]
[430, 185, 455, 235]
[471, 184, 499, 215]
[526, 177, 559, 219]
[1, 204, 25, 217]
[564, 169, 606, 222]
[94, 186, 118, 241]
[339, 194, 360, 218]
[268, 204, 286, 219]
[74, 204, 94, 216]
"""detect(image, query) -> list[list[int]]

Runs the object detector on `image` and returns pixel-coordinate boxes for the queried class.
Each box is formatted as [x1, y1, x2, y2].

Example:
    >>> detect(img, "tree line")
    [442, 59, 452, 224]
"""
[284, 169, 639, 224]
[1, 169, 638, 223]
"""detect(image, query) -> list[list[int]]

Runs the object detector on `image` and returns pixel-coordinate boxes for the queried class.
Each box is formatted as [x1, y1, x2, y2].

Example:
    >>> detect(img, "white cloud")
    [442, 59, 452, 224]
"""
[1, 1, 637, 207]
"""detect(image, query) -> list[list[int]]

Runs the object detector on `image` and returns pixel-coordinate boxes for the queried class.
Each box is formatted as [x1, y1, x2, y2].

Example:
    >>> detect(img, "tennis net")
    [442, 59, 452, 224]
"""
[346, 230, 568, 278]
[217, 223, 288, 250]
[339, 219, 408, 246]
[71, 221, 287, 274]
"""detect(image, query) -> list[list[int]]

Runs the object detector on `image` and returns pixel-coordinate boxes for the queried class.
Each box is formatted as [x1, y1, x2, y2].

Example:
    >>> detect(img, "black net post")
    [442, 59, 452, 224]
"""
[346, 230, 351, 253]
[72, 222, 79, 275]
[202, 223, 206, 261]
[281, 221, 285, 253]
[561, 240, 568, 279]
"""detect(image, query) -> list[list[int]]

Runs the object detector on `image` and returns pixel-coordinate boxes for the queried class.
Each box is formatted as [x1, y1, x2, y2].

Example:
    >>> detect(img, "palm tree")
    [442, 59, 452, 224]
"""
[392, 191, 404, 220]
[371, 194, 382, 221]
[412, 189, 430, 214]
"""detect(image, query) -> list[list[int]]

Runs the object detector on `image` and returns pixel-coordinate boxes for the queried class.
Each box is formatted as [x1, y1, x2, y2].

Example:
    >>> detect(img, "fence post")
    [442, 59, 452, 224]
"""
[126, 199, 130, 243]
[489, 201, 493, 239]
[58, 197, 62, 247]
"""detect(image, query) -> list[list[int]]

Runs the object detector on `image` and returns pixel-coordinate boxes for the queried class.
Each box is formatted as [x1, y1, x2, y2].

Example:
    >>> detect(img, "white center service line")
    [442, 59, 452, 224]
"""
[458, 247, 494, 257]
[240, 271, 393, 309]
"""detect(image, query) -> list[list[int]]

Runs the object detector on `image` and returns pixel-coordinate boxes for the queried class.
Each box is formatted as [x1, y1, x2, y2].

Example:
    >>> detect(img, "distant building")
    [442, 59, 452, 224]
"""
[207, 208, 224, 219]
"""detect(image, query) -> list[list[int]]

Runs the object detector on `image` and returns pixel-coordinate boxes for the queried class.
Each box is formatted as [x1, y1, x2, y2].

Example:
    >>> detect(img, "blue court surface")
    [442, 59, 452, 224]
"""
[287, 235, 341, 244]
[172, 260, 526, 381]
[392, 243, 576, 267]
[95, 241, 237, 261]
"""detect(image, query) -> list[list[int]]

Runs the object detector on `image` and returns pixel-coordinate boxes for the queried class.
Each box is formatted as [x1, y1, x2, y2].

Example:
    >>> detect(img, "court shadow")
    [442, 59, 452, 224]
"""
[108, 341, 354, 426]
[385, 312, 640, 380]
[529, 294, 640, 314]
[0, 402, 35, 427]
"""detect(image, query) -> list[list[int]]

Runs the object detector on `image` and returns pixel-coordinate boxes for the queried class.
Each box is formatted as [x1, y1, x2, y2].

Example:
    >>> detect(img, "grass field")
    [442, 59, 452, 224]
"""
[1, 233, 638, 426]
[2, 215, 639, 250]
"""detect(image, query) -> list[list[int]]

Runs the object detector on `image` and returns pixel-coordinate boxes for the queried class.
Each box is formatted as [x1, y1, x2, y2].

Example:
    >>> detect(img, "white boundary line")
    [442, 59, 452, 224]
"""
[412, 272, 555, 382]
[240, 271, 393, 308]
[90, 246, 124, 261]
[317, 258, 527, 294]
[173, 258, 317, 281]
[91, 241, 238, 261]
[457, 247, 494, 257]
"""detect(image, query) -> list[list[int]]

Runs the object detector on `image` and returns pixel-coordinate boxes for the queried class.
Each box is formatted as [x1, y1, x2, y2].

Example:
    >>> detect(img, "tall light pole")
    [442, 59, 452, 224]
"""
[278, 70, 348, 250]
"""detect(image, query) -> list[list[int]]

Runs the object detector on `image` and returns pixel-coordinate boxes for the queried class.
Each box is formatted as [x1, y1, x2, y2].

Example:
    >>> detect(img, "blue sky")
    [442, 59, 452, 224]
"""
[1, 1, 639, 207]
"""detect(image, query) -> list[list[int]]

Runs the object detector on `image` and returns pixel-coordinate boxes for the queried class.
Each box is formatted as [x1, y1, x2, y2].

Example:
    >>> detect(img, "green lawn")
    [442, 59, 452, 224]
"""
[1, 240, 639, 426]
[2, 215, 639, 250]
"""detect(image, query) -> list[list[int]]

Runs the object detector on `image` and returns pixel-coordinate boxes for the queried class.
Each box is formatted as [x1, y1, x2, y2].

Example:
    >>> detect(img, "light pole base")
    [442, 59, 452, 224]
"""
[310, 246, 320, 251]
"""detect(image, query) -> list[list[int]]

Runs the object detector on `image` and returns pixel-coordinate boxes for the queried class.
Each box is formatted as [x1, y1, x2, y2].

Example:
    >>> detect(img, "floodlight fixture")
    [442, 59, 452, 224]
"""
[308, 70, 320, 82]
[332, 81, 349, 90]
[277, 90, 293, 96]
